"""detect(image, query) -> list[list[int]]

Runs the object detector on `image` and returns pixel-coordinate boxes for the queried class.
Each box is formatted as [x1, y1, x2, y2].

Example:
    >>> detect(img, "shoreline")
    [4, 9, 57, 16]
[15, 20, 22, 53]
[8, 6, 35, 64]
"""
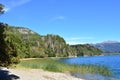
[0, 68, 118, 80]
[0, 68, 84, 80]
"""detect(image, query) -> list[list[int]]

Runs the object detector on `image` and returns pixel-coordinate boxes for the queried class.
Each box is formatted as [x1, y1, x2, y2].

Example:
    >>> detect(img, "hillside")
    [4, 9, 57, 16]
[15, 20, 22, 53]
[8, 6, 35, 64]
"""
[71, 44, 102, 56]
[0, 23, 77, 58]
[0, 23, 102, 60]
[92, 41, 120, 53]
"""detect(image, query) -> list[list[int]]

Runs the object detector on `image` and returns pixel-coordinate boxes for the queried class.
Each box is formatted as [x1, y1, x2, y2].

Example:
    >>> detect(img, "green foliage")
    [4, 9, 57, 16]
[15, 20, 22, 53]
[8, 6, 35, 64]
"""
[0, 23, 75, 61]
[19, 58, 111, 76]
[71, 44, 103, 56]
[43, 63, 62, 72]
[43, 34, 74, 57]
[0, 23, 103, 67]
[0, 23, 20, 66]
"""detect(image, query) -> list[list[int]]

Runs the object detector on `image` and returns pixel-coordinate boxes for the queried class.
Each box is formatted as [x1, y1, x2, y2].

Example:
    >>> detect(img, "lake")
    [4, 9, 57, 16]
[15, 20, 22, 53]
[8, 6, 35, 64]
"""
[59, 55, 120, 79]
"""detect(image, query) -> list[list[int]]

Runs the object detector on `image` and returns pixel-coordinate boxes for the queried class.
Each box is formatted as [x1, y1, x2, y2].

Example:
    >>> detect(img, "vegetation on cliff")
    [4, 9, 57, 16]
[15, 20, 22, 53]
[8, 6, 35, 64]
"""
[0, 23, 102, 66]
[0, 23, 20, 66]
[71, 44, 102, 56]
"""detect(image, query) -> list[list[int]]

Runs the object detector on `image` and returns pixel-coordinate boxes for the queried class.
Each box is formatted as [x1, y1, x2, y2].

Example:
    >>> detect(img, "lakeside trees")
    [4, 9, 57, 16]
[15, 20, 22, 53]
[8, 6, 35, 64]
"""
[71, 44, 102, 56]
[0, 4, 21, 67]
[0, 23, 20, 67]
[0, 23, 103, 67]
[0, 3, 102, 67]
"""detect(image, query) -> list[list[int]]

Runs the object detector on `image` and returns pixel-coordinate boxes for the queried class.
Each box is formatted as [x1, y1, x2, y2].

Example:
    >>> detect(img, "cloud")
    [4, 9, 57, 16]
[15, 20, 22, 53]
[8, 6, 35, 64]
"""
[1, 0, 32, 12]
[66, 37, 94, 41]
[65, 37, 94, 45]
[4, 7, 10, 12]
[52, 16, 65, 21]
[55, 16, 65, 20]
[48, 16, 65, 24]
[67, 41, 90, 45]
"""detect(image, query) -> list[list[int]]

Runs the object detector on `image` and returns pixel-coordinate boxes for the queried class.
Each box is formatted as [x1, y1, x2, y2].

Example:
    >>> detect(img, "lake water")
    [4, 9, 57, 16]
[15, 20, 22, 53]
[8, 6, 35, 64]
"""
[59, 55, 120, 79]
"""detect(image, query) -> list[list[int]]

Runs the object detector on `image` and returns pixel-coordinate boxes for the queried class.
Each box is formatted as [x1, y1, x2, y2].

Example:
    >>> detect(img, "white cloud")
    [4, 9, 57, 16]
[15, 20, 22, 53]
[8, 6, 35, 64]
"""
[4, 8, 10, 12]
[48, 16, 65, 23]
[65, 37, 94, 45]
[66, 41, 94, 45]
[66, 41, 100, 45]
[66, 41, 81, 45]
[1, 0, 32, 12]
[55, 16, 65, 20]
[66, 37, 94, 41]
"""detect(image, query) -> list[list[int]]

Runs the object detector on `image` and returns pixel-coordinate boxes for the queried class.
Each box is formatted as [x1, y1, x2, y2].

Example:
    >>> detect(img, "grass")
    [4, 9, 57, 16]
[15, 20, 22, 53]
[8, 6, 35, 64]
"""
[18, 58, 112, 76]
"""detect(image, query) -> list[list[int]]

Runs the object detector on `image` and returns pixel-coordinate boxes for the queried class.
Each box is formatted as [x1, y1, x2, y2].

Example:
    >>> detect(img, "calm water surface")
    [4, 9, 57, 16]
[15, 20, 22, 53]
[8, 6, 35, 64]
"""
[59, 55, 120, 79]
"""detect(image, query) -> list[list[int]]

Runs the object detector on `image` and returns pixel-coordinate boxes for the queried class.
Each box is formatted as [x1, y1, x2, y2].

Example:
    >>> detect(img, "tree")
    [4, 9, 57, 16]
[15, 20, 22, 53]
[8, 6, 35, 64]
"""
[0, 23, 20, 67]
[0, 4, 21, 67]
[0, 4, 4, 14]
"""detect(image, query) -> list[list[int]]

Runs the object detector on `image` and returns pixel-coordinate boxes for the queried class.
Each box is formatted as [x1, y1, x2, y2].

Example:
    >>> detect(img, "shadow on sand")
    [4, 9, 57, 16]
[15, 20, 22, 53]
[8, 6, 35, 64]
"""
[0, 70, 20, 80]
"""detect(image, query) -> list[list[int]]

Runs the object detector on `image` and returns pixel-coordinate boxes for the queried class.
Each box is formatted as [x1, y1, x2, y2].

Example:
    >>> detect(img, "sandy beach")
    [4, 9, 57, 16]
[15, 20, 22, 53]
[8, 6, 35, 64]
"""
[6, 68, 84, 80]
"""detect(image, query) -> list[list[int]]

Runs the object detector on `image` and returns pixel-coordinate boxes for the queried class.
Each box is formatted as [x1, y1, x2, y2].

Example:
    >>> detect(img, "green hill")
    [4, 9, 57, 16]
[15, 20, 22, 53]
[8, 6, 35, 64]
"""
[0, 23, 102, 66]
[71, 44, 102, 56]
[0, 23, 76, 59]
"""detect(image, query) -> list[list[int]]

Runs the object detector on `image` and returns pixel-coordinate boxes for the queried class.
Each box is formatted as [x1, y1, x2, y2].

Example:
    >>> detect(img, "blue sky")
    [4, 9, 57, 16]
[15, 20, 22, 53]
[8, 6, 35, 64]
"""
[0, 0, 120, 44]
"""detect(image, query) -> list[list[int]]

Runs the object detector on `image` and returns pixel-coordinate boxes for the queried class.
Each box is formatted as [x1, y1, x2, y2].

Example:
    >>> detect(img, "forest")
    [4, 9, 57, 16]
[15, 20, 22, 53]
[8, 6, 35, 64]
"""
[0, 23, 102, 66]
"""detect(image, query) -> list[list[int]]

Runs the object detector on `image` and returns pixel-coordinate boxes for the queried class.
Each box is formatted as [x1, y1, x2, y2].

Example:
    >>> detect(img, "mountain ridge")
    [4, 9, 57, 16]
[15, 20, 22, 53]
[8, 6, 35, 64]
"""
[94, 40, 120, 44]
[91, 41, 120, 53]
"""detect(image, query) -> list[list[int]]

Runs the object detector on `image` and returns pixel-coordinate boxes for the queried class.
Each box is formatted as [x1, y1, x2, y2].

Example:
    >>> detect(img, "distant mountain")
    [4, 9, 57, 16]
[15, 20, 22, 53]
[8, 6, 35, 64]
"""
[91, 41, 120, 53]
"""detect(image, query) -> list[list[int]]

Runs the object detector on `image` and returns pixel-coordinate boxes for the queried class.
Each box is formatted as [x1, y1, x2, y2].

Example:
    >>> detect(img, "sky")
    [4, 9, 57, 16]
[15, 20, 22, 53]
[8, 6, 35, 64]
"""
[0, 0, 120, 44]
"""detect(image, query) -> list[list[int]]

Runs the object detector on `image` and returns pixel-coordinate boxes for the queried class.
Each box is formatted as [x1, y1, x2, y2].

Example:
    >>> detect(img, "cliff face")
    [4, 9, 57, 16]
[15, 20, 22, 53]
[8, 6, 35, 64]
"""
[0, 23, 102, 59]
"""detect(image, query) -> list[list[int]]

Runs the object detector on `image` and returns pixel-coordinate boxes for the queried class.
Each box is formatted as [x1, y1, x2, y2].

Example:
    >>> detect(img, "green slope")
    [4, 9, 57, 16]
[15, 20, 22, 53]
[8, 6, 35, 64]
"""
[0, 23, 102, 60]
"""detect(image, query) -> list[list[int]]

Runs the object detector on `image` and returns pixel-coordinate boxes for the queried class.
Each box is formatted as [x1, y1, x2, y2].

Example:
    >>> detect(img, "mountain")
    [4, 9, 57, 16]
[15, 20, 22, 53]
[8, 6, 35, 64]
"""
[0, 23, 102, 59]
[91, 41, 120, 53]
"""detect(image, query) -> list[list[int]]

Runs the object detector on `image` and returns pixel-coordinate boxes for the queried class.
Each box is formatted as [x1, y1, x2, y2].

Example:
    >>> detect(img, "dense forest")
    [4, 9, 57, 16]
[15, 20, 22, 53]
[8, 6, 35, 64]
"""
[71, 44, 102, 56]
[0, 23, 102, 66]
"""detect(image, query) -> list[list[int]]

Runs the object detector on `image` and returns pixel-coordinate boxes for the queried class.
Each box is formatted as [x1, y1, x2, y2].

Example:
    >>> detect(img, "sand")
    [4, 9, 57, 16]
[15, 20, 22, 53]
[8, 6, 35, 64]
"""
[8, 68, 84, 80]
